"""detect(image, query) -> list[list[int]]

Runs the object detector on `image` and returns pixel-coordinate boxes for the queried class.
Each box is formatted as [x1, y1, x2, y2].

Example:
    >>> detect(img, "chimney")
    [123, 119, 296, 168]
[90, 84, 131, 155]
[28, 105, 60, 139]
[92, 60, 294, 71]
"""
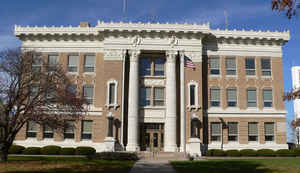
[79, 22, 90, 27]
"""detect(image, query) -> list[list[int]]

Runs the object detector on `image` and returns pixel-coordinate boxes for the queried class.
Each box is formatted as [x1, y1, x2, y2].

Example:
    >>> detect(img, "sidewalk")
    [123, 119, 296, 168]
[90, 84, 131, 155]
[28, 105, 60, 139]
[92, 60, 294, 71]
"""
[130, 160, 176, 173]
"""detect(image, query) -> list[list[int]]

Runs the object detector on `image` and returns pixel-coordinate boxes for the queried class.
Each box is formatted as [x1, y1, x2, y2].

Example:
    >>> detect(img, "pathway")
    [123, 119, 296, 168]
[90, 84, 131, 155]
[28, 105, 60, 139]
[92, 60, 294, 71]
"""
[129, 160, 177, 173]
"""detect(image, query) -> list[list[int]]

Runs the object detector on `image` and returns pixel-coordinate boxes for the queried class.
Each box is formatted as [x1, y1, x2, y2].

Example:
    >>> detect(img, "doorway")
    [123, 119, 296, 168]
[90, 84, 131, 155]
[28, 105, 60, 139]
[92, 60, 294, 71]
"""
[140, 123, 164, 151]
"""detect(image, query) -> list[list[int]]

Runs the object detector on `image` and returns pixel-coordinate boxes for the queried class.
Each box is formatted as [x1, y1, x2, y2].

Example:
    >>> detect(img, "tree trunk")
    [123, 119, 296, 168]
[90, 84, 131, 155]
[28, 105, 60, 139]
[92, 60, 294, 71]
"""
[0, 148, 8, 162]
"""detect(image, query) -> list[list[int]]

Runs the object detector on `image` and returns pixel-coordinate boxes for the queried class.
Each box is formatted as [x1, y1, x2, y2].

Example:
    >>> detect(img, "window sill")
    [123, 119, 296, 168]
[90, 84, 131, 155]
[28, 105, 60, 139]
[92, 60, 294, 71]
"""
[187, 105, 201, 111]
[140, 106, 165, 109]
[248, 141, 259, 144]
[246, 76, 258, 80]
[209, 75, 221, 78]
[83, 72, 96, 75]
[105, 104, 119, 110]
[140, 76, 165, 79]
[225, 75, 237, 78]
[67, 72, 79, 75]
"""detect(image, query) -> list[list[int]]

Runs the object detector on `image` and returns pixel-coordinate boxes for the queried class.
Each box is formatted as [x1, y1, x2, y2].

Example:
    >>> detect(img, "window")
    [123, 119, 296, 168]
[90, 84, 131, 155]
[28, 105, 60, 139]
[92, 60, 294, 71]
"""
[68, 55, 78, 72]
[190, 85, 196, 106]
[83, 85, 94, 105]
[64, 120, 75, 139]
[43, 125, 53, 138]
[247, 89, 257, 107]
[81, 120, 93, 140]
[26, 121, 37, 138]
[46, 87, 56, 103]
[67, 85, 77, 96]
[140, 57, 165, 76]
[210, 88, 220, 107]
[209, 57, 220, 75]
[109, 83, 116, 104]
[263, 89, 273, 107]
[30, 85, 39, 99]
[84, 55, 95, 72]
[264, 122, 274, 142]
[226, 57, 236, 75]
[211, 122, 221, 141]
[140, 58, 152, 76]
[245, 58, 256, 75]
[32, 55, 42, 72]
[261, 59, 271, 76]
[154, 58, 165, 76]
[140, 87, 151, 106]
[47, 55, 58, 72]
[154, 88, 165, 106]
[227, 88, 237, 107]
[248, 122, 258, 142]
[228, 122, 238, 142]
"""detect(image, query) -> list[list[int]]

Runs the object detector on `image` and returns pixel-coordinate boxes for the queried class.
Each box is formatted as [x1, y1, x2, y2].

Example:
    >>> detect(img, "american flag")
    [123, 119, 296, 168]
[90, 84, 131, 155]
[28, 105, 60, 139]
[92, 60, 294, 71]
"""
[184, 56, 196, 69]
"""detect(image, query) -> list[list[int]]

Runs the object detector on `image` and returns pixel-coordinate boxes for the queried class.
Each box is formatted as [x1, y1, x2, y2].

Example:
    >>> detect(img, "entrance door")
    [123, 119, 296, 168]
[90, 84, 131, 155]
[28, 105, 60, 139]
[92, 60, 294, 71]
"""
[140, 123, 164, 151]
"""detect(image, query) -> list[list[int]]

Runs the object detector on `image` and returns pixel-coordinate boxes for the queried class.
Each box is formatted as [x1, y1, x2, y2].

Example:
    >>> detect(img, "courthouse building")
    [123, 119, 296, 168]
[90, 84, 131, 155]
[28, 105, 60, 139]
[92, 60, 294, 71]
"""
[13, 21, 290, 154]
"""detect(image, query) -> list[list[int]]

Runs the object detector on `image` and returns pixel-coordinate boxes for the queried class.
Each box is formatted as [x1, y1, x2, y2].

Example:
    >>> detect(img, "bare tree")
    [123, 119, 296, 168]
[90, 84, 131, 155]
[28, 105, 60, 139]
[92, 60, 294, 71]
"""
[272, 0, 300, 19]
[0, 49, 87, 162]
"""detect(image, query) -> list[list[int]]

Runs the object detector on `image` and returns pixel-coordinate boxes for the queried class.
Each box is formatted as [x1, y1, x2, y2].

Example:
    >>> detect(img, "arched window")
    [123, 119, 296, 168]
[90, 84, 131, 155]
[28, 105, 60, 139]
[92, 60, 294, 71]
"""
[106, 80, 119, 109]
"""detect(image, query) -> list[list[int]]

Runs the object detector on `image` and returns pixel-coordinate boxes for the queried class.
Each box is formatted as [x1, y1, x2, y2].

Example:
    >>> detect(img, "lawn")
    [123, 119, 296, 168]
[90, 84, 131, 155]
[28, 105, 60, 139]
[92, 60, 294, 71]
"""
[171, 158, 300, 173]
[0, 156, 135, 173]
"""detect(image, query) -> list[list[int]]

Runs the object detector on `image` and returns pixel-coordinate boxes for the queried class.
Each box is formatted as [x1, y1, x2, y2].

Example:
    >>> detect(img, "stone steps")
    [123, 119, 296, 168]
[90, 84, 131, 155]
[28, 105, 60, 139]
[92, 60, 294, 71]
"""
[138, 152, 188, 161]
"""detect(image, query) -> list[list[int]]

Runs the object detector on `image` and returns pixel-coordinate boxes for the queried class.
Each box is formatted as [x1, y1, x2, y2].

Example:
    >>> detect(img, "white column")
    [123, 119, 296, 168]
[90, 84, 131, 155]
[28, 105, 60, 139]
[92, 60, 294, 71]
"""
[179, 51, 186, 152]
[164, 50, 178, 152]
[126, 49, 140, 151]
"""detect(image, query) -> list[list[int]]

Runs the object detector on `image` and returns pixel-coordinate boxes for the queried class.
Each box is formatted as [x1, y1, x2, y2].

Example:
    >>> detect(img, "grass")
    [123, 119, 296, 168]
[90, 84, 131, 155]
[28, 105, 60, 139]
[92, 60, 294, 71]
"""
[0, 156, 135, 173]
[171, 158, 300, 173]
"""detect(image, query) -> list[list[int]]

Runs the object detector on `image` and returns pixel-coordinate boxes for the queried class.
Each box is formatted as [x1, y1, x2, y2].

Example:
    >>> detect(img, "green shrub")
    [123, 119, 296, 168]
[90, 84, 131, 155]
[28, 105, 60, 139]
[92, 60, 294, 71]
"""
[225, 150, 241, 157]
[276, 149, 295, 157]
[256, 149, 275, 157]
[292, 148, 300, 156]
[206, 149, 225, 157]
[75, 146, 96, 155]
[60, 147, 76, 155]
[239, 149, 257, 157]
[23, 147, 41, 155]
[8, 145, 25, 154]
[90, 152, 139, 161]
[40, 145, 61, 155]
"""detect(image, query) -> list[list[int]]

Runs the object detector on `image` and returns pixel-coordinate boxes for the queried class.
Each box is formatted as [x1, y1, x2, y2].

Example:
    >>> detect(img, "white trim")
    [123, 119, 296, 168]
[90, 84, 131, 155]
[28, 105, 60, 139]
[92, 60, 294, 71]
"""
[208, 143, 288, 150]
[106, 79, 119, 110]
[187, 80, 200, 111]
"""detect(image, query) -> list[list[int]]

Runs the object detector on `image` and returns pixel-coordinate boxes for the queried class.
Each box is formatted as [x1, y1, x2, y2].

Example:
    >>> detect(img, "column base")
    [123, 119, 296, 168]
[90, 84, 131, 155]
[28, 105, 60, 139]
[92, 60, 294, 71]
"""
[104, 137, 116, 152]
[164, 144, 178, 152]
[126, 143, 140, 152]
[187, 138, 202, 156]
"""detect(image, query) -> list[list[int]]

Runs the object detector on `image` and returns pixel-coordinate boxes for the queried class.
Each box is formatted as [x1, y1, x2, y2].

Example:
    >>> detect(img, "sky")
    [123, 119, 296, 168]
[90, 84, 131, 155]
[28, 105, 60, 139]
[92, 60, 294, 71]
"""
[0, 0, 299, 142]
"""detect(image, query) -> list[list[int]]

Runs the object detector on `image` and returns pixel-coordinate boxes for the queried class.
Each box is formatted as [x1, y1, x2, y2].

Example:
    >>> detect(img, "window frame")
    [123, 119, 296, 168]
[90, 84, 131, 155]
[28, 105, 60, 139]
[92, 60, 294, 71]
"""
[211, 122, 221, 142]
[140, 57, 165, 77]
[210, 88, 221, 107]
[209, 56, 220, 75]
[106, 80, 118, 109]
[263, 89, 273, 108]
[247, 89, 257, 107]
[226, 88, 237, 107]
[81, 120, 93, 140]
[188, 81, 199, 110]
[261, 58, 272, 77]
[245, 58, 256, 76]
[26, 121, 38, 138]
[47, 54, 59, 72]
[43, 125, 54, 139]
[248, 122, 258, 142]
[32, 55, 42, 72]
[83, 84, 94, 105]
[140, 87, 151, 107]
[64, 120, 75, 139]
[83, 54, 95, 73]
[228, 122, 238, 142]
[264, 122, 275, 142]
[225, 57, 236, 76]
[67, 54, 79, 72]
[153, 87, 165, 106]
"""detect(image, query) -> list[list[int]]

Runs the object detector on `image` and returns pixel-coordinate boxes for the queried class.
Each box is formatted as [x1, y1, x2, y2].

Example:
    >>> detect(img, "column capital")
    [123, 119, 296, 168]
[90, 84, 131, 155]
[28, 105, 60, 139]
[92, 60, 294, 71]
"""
[128, 49, 141, 62]
[166, 50, 177, 63]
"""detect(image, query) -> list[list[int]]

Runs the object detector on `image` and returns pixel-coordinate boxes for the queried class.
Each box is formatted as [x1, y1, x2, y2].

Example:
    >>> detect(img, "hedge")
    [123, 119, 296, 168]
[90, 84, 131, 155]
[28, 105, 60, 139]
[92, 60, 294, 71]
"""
[206, 149, 225, 156]
[8, 145, 25, 154]
[60, 147, 76, 155]
[23, 147, 41, 155]
[238, 149, 257, 157]
[40, 145, 61, 155]
[225, 150, 241, 157]
[292, 148, 300, 156]
[75, 146, 96, 155]
[276, 149, 295, 157]
[90, 152, 139, 161]
[256, 149, 275, 157]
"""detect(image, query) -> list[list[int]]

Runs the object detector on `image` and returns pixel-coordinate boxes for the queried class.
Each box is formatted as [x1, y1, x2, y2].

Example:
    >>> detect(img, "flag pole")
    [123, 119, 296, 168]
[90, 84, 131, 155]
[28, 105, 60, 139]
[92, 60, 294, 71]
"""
[123, 0, 126, 19]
